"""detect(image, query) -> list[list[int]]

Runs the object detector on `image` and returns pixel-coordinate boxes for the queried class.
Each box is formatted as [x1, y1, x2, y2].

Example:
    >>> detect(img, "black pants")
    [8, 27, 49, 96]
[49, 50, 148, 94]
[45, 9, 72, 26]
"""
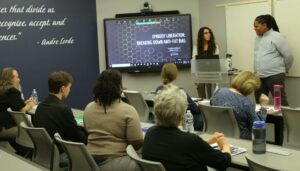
[255, 73, 288, 106]
[197, 83, 213, 99]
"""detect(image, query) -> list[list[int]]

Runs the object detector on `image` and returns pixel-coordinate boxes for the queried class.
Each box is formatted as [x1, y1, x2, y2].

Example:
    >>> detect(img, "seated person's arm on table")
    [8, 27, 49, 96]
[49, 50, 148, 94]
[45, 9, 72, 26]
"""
[259, 93, 269, 109]
[8, 89, 35, 113]
[205, 132, 231, 154]
[20, 98, 35, 113]
[195, 134, 231, 170]
[255, 93, 269, 120]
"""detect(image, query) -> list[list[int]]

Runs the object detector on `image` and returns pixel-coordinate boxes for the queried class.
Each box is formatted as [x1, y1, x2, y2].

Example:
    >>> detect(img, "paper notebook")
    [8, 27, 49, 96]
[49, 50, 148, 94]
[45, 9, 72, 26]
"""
[211, 143, 247, 156]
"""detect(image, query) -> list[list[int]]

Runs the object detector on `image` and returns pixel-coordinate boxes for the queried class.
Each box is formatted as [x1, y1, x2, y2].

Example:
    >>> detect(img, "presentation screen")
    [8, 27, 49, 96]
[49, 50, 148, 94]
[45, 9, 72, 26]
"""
[104, 14, 192, 72]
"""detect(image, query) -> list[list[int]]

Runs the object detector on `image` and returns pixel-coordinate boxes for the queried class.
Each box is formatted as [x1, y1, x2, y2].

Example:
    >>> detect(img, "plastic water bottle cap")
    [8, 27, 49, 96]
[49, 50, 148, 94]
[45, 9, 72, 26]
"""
[274, 85, 283, 88]
[253, 121, 265, 128]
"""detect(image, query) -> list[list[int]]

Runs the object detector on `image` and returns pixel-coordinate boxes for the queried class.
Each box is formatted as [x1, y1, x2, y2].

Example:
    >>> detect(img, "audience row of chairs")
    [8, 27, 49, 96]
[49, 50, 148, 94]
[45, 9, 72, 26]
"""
[124, 90, 300, 150]
[123, 90, 299, 171]
[2, 102, 299, 171]
[123, 90, 150, 122]
[198, 103, 300, 149]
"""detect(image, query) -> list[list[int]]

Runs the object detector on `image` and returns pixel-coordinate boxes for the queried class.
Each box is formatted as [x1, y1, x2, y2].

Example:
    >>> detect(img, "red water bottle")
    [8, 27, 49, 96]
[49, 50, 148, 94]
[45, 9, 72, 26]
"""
[273, 85, 283, 110]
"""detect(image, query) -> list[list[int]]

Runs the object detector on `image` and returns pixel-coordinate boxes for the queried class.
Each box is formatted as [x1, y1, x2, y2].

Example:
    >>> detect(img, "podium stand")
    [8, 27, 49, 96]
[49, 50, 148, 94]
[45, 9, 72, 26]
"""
[191, 59, 229, 93]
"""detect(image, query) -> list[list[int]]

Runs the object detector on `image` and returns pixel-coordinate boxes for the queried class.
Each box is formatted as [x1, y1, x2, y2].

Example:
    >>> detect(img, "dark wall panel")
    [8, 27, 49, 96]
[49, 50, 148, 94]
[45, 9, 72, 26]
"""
[0, 0, 99, 109]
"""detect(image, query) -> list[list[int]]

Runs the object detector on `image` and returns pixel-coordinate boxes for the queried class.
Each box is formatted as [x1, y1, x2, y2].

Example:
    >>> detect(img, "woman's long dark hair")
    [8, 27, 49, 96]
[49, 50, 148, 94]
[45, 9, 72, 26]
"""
[255, 14, 280, 32]
[93, 69, 122, 113]
[197, 27, 216, 55]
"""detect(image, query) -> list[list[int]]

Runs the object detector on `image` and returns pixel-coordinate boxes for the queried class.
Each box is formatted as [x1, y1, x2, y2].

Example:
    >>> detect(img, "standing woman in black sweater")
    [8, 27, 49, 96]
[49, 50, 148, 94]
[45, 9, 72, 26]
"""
[193, 27, 219, 98]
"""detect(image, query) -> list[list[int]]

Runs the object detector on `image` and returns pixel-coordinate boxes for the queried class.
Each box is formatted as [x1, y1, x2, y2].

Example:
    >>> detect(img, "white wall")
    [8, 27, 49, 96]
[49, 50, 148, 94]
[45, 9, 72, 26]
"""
[198, 0, 300, 107]
[96, 0, 300, 107]
[96, 0, 200, 96]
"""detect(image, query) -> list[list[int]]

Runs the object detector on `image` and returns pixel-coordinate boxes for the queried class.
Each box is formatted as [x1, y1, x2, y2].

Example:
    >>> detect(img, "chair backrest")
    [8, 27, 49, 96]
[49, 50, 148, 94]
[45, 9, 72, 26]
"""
[245, 156, 280, 171]
[198, 103, 240, 138]
[281, 107, 300, 149]
[20, 122, 60, 171]
[123, 90, 150, 122]
[54, 133, 99, 171]
[126, 145, 166, 171]
[9, 111, 34, 148]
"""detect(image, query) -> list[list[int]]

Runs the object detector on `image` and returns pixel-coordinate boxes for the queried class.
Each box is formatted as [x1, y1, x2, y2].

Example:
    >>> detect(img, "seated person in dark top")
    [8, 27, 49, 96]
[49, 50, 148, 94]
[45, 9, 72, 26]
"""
[155, 63, 203, 131]
[210, 71, 269, 140]
[32, 71, 87, 145]
[143, 85, 231, 171]
[0, 67, 35, 153]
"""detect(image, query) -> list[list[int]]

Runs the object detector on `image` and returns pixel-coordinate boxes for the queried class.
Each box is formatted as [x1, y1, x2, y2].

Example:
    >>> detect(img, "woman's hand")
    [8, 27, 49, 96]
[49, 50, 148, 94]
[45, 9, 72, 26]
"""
[206, 132, 224, 144]
[217, 136, 231, 154]
[25, 97, 35, 108]
[259, 93, 269, 107]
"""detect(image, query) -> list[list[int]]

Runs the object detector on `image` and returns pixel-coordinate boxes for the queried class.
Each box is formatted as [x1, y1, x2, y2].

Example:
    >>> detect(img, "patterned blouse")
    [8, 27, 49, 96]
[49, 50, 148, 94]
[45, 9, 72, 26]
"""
[210, 88, 267, 140]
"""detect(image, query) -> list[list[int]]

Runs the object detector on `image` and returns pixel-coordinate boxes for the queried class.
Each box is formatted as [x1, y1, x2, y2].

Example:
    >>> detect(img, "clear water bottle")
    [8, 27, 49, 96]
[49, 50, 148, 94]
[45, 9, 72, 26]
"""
[226, 54, 232, 72]
[252, 121, 266, 154]
[184, 110, 194, 133]
[273, 85, 283, 110]
[31, 89, 38, 104]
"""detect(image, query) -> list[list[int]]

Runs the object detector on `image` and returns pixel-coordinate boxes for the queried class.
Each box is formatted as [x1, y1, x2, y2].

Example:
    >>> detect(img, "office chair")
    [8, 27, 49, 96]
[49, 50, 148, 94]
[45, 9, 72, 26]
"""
[281, 107, 300, 149]
[54, 133, 99, 171]
[198, 103, 240, 138]
[123, 90, 150, 122]
[20, 122, 60, 171]
[126, 145, 166, 171]
[245, 156, 280, 171]
[9, 111, 34, 149]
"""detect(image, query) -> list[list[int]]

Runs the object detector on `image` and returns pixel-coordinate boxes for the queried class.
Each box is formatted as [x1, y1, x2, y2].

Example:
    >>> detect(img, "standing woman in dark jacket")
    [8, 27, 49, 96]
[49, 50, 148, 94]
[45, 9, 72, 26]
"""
[0, 67, 35, 151]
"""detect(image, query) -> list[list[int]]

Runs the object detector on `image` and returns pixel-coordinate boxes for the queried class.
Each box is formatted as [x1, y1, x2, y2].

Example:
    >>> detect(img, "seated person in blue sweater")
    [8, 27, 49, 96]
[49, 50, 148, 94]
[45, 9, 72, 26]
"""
[210, 71, 269, 140]
[143, 85, 231, 171]
[155, 63, 203, 130]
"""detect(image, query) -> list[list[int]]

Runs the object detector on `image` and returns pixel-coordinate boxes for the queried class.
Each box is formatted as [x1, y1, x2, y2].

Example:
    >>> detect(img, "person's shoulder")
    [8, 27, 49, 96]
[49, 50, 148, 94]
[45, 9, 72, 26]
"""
[269, 30, 284, 39]
[120, 100, 137, 112]
[46, 96, 70, 111]
[215, 87, 230, 95]
[84, 101, 101, 113]
[84, 101, 97, 109]
[146, 125, 157, 133]
[6, 87, 20, 94]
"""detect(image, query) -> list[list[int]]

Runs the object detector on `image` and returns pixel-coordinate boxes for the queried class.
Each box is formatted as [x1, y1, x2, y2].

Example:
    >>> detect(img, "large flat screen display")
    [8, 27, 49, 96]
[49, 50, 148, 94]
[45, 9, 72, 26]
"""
[104, 14, 192, 72]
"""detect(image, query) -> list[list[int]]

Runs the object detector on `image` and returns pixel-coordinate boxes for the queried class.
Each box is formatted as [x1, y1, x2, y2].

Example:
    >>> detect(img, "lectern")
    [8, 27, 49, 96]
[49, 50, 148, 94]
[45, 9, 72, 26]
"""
[191, 59, 229, 94]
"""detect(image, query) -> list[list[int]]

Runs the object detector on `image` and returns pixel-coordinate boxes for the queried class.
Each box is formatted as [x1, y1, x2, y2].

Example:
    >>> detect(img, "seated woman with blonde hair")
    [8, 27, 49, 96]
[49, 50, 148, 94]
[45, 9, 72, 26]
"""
[143, 84, 231, 171]
[210, 71, 269, 140]
[156, 63, 203, 130]
[0, 67, 35, 153]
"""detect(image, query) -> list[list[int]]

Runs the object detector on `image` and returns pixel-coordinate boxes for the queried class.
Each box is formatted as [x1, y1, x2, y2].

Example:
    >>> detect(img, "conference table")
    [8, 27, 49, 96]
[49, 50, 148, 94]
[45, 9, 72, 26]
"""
[29, 94, 284, 145]
[140, 93, 284, 145]
[28, 107, 299, 170]
[197, 99, 284, 145]
[201, 132, 300, 170]
[0, 147, 49, 171]
[140, 122, 300, 171]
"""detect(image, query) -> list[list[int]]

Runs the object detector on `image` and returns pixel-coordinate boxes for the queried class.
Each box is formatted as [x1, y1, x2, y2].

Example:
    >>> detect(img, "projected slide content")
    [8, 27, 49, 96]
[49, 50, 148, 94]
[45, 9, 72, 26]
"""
[104, 14, 192, 72]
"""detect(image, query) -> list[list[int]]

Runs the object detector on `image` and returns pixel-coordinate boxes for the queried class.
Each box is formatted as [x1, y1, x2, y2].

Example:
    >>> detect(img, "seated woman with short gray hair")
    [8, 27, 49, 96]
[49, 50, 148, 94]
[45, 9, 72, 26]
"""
[142, 84, 231, 171]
